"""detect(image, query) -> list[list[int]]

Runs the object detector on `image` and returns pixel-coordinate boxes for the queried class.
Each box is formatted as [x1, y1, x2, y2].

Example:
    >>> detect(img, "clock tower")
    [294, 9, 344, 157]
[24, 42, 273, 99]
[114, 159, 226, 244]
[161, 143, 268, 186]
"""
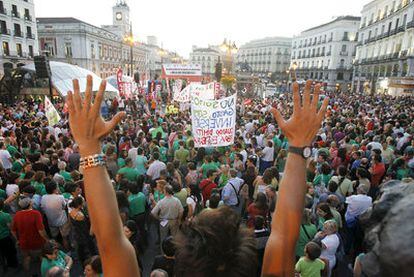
[112, 0, 130, 33]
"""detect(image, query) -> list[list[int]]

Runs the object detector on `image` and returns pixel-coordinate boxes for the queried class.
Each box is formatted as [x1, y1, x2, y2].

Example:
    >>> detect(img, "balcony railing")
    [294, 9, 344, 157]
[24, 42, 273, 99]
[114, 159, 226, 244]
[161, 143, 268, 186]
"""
[342, 37, 350, 41]
[13, 30, 23, 37]
[26, 33, 35, 39]
[24, 14, 32, 21]
[397, 26, 405, 33]
[400, 50, 408, 58]
[11, 10, 20, 18]
[0, 8, 7, 15]
[326, 51, 331, 56]
[0, 28, 11, 35]
[340, 51, 348, 56]
[408, 21, 414, 29]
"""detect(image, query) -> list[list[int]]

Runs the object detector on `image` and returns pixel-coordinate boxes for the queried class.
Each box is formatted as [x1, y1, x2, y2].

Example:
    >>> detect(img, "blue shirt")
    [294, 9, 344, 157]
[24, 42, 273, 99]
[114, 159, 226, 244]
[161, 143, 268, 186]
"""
[222, 178, 244, 206]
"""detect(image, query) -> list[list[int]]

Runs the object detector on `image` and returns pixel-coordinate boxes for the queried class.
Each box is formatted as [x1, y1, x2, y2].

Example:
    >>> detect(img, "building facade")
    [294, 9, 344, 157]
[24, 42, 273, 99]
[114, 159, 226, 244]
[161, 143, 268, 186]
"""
[236, 37, 291, 80]
[353, 0, 414, 95]
[189, 46, 220, 77]
[291, 16, 360, 91]
[101, 0, 131, 39]
[0, 0, 38, 76]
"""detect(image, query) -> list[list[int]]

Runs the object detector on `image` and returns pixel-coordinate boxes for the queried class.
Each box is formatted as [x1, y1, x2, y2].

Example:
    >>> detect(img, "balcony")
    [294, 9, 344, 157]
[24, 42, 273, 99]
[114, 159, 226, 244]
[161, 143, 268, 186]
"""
[11, 10, 20, 18]
[26, 33, 35, 39]
[0, 28, 11, 35]
[389, 29, 397, 36]
[340, 51, 348, 56]
[399, 50, 408, 58]
[407, 21, 414, 29]
[326, 51, 331, 56]
[392, 52, 399, 59]
[397, 26, 405, 33]
[13, 30, 23, 37]
[328, 37, 333, 42]
[322, 39, 326, 43]
[24, 14, 32, 21]
[0, 8, 7, 15]
[342, 37, 350, 41]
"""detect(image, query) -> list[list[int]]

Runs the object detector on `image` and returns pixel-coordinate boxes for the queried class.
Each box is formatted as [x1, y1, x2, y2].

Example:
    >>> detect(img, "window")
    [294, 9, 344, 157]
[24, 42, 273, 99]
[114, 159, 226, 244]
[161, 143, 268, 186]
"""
[341, 45, 347, 52]
[16, 43, 22, 57]
[343, 32, 349, 41]
[0, 20, 6, 34]
[65, 42, 72, 57]
[28, 45, 33, 57]
[2, 41, 9, 56]
[14, 23, 21, 37]
[395, 18, 400, 28]
[388, 22, 392, 33]
[403, 14, 407, 26]
[91, 43, 95, 58]
[0, 1, 5, 14]
[24, 8, 31, 20]
[44, 42, 55, 56]
[337, 72, 344, 80]
[381, 25, 385, 34]
[26, 26, 32, 38]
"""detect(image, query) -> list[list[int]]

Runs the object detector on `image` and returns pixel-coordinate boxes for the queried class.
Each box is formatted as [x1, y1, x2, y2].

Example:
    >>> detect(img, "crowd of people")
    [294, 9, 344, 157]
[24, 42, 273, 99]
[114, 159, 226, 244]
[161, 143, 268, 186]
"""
[0, 76, 413, 277]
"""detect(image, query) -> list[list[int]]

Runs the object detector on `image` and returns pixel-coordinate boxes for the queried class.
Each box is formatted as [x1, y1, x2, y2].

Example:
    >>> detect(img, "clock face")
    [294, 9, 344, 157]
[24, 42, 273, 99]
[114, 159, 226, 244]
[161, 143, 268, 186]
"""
[303, 147, 312, 158]
[116, 12, 122, 21]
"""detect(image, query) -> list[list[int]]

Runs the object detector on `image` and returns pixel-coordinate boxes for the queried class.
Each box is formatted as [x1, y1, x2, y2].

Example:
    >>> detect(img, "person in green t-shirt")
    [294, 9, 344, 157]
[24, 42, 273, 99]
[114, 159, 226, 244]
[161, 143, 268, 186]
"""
[58, 161, 73, 182]
[127, 182, 146, 218]
[200, 156, 219, 179]
[117, 158, 140, 182]
[295, 242, 326, 277]
[40, 240, 73, 277]
[295, 209, 318, 258]
[11, 152, 25, 173]
[0, 199, 18, 267]
[32, 171, 47, 196]
[174, 141, 190, 167]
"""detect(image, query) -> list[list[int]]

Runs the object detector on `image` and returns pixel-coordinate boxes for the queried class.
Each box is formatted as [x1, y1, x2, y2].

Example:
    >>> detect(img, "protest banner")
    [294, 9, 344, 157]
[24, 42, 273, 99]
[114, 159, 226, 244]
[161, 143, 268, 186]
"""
[45, 96, 61, 126]
[174, 82, 216, 103]
[191, 93, 237, 148]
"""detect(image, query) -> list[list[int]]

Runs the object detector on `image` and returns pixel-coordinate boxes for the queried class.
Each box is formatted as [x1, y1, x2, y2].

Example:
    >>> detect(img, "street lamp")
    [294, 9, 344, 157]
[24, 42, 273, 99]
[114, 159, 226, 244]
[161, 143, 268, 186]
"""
[123, 23, 135, 77]
[220, 38, 238, 74]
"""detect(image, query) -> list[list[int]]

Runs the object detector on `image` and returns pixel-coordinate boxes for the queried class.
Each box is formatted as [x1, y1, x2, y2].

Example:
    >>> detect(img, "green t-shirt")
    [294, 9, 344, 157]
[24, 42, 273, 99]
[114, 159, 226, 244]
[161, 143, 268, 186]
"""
[0, 211, 12, 240]
[151, 126, 165, 139]
[159, 146, 168, 163]
[33, 182, 47, 196]
[0, 189, 6, 200]
[117, 158, 126, 168]
[11, 159, 25, 173]
[6, 145, 18, 156]
[295, 257, 325, 277]
[218, 174, 229, 189]
[174, 189, 188, 208]
[60, 171, 73, 182]
[201, 162, 219, 179]
[295, 224, 317, 257]
[175, 148, 190, 166]
[41, 250, 68, 277]
[128, 192, 146, 217]
[118, 167, 139, 182]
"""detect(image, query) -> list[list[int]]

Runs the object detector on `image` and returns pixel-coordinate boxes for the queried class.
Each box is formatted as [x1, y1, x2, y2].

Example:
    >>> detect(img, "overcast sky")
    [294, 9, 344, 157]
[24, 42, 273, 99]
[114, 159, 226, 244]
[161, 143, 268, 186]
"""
[34, 0, 370, 57]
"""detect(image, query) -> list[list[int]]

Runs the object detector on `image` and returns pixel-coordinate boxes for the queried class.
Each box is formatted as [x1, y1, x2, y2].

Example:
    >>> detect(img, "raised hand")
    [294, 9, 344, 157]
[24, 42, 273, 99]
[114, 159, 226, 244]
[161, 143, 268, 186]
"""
[271, 80, 329, 147]
[66, 75, 125, 156]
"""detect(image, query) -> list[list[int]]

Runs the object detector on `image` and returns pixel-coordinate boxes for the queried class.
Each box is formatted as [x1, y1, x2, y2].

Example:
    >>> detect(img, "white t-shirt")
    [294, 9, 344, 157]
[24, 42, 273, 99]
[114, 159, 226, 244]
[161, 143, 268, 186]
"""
[262, 146, 274, 162]
[6, 184, 19, 197]
[0, 149, 12, 169]
[128, 148, 138, 167]
[41, 194, 68, 227]
[186, 196, 196, 213]
[147, 160, 167, 180]
[321, 234, 340, 271]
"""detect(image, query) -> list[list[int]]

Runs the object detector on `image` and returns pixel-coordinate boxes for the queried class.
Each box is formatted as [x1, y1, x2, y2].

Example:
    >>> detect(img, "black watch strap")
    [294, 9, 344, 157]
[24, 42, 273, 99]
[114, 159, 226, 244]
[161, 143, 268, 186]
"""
[288, 146, 309, 159]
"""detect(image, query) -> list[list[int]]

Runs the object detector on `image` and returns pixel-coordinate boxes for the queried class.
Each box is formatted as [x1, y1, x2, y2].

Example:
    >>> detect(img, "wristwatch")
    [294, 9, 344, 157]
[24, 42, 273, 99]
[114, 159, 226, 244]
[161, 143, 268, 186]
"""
[288, 146, 312, 159]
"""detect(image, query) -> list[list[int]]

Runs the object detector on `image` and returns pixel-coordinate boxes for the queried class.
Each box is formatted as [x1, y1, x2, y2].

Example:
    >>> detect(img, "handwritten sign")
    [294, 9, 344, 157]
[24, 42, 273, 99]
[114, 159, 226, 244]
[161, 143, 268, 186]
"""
[191, 94, 237, 148]
[174, 82, 216, 103]
[45, 96, 61, 126]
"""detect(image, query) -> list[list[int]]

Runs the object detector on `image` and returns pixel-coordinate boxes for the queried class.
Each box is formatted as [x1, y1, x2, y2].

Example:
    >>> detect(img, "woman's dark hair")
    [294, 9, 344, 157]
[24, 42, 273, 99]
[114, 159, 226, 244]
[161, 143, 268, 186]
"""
[357, 167, 370, 179]
[254, 192, 268, 211]
[45, 181, 58, 194]
[208, 193, 221, 209]
[263, 169, 273, 185]
[125, 220, 137, 240]
[337, 147, 347, 161]
[84, 255, 102, 274]
[246, 165, 256, 177]
[69, 196, 84, 209]
[338, 165, 347, 177]
[317, 203, 334, 220]
[137, 147, 144, 155]
[162, 236, 176, 257]
[42, 240, 58, 257]
[320, 163, 331, 175]
[254, 215, 265, 230]
[268, 166, 280, 182]
[174, 206, 257, 277]
[116, 191, 129, 209]
[188, 162, 196, 171]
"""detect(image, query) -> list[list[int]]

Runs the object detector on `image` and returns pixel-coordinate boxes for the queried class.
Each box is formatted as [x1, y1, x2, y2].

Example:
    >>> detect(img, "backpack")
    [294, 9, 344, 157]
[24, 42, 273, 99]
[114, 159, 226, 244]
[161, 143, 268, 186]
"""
[229, 181, 246, 207]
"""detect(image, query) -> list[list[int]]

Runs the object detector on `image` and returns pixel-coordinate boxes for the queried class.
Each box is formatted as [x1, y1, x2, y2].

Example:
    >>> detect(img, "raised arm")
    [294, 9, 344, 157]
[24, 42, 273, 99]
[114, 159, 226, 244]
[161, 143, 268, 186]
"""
[262, 81, 328, 277]
[67, 75, 140, 277]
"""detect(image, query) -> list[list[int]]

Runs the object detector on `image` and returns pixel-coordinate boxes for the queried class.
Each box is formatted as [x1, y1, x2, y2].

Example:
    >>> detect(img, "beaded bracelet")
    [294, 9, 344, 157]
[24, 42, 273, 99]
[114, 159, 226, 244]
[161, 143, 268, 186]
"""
[79, 154, 106, 170]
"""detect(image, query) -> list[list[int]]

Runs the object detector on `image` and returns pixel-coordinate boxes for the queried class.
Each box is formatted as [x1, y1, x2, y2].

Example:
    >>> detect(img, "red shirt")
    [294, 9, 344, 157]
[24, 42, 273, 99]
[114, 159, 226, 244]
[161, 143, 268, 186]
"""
[12, 209, 46, 250]
[247, 203, 268, 228]
[371, 163, 386, 187]
[199, 179, 217, 206]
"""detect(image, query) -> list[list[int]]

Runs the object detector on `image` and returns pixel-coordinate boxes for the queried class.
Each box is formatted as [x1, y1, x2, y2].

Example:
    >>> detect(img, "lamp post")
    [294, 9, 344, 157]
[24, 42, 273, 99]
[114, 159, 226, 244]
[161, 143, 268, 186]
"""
[220, 38, 238, 75]
[123, 23, 134, 77]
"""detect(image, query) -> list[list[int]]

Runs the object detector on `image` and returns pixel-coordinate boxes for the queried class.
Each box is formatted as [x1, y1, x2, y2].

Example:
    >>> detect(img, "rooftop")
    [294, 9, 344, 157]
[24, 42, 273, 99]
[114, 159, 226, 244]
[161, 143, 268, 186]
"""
[302, 16, 361, 33]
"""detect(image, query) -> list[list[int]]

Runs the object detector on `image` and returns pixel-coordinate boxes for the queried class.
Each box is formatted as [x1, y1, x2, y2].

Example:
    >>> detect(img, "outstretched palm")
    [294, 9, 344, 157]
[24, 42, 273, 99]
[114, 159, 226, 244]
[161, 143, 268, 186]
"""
[271, 80, 329, 147]
[66, 75, 125, 156]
